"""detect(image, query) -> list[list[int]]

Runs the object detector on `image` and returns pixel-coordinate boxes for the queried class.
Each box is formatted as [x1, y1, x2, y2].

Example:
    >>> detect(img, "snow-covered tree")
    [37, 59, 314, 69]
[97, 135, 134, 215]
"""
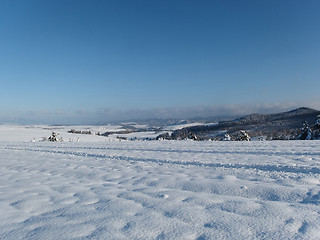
[236, 130, 251, 141]
[48, 132, 58, 141]
[298, 121, 312, 140]
[223, 133, 231, 141]
[48, 132, 63, 142]
[188, 132, 198, 140]
[312, 115, 320, 140]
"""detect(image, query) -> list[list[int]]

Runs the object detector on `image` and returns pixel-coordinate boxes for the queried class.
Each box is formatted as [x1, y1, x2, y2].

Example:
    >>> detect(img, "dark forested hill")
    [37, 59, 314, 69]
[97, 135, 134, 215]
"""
[169, 107, 320, 140]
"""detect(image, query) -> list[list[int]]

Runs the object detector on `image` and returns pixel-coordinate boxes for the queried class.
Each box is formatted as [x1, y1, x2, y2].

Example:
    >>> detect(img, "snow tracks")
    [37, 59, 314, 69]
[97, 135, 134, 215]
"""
[1, 140, 320, 239]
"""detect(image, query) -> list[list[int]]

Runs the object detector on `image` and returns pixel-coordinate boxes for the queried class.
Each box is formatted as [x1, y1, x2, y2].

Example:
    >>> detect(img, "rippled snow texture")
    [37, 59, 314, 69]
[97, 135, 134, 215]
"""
[1, 128, 320, 239]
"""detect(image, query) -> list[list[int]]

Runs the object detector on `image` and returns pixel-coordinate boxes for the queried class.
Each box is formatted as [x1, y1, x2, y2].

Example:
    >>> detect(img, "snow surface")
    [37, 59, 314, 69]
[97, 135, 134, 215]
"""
[1, 126, 320, 239]
[163, 122, 217, 131]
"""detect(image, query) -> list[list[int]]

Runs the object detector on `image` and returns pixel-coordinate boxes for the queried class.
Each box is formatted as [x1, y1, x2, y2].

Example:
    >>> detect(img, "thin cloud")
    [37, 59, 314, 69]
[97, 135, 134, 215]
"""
[1, 102, 319, 125]
[94, 102, 312, 122]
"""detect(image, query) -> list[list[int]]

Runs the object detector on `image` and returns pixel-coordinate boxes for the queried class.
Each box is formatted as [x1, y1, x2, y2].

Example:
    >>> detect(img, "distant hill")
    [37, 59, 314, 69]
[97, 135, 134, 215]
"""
[169, 107, 320, 140]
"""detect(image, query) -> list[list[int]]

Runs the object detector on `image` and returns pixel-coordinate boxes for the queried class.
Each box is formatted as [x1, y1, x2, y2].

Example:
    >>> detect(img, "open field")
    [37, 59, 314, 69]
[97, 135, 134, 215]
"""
[1, 126, 320, 239]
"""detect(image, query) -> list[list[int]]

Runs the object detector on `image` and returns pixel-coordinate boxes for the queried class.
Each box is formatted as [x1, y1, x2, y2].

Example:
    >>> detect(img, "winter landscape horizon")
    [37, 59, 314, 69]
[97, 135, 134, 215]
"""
[1, 123, 320, 239]
[1, 0, 320, 239]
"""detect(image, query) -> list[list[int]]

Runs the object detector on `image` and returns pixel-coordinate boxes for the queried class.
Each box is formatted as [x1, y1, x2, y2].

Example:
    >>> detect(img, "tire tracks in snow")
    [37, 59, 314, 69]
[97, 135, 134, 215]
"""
[8, 144, 320, 157]
[4, 146, 320, 175]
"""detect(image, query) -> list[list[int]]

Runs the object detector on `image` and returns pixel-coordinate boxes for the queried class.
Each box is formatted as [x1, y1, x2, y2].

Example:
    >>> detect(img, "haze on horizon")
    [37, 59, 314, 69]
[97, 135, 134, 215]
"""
[1, 0, 320, 124]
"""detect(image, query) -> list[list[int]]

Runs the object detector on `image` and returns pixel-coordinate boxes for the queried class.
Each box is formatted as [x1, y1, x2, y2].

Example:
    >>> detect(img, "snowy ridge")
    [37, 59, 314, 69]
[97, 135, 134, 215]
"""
[170, 107, 320, 140]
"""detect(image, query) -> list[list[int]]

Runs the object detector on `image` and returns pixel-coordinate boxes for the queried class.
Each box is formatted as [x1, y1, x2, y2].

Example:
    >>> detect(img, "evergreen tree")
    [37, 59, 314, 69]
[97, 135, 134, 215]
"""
[236, 130, 251, 141]
[312, 115, 320, 140]
[298, 121, 312, 140]
[314, 115, 320, 129]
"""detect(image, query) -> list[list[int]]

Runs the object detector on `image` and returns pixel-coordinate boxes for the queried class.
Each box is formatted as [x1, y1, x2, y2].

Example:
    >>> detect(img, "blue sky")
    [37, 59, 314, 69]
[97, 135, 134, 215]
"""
[1, 0, 320, 123]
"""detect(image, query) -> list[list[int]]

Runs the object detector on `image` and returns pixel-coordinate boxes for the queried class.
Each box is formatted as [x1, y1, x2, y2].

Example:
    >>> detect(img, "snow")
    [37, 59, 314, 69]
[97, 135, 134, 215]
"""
[111, 131, 170, 141]
[163, 122, 217, 131]
[1, 125, 320, 239]
[0, 125, 117, 143]
[121, 122, 150, 129]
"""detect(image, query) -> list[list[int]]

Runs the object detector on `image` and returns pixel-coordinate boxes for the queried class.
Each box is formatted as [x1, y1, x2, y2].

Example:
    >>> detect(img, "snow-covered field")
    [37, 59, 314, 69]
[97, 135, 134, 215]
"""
[1, 126, 320, 239]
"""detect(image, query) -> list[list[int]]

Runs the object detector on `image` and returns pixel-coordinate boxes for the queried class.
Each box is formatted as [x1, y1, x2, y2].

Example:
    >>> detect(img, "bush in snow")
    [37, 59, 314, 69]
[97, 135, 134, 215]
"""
[48, 132, 58, 141]
[48, 132, 63, 142]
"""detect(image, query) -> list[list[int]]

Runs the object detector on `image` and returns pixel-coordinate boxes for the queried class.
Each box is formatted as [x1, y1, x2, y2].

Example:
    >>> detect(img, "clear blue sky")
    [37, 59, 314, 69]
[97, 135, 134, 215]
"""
[1, 0, 320, 123]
